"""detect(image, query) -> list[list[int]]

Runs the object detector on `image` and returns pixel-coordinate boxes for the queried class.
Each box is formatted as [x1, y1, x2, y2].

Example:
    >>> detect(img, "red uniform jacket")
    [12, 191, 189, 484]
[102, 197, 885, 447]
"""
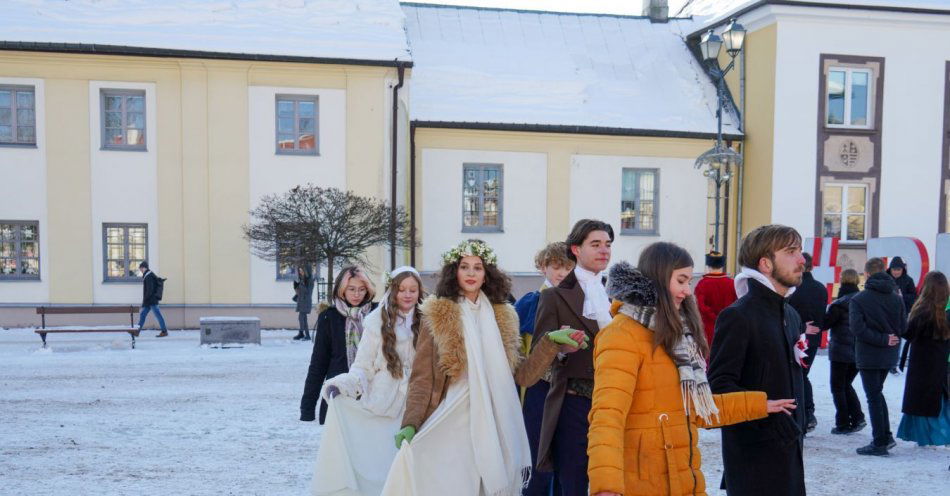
[695, 273, 737, 347]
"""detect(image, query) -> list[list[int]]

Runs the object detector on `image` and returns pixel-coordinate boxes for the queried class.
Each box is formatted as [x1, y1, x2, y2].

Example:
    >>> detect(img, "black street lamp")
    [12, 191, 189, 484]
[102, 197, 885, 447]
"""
[695, 19, 746, 253]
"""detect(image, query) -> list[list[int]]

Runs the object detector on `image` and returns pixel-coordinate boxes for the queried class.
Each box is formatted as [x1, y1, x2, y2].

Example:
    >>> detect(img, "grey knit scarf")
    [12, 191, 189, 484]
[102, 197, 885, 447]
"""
[618, 303, 720, 424]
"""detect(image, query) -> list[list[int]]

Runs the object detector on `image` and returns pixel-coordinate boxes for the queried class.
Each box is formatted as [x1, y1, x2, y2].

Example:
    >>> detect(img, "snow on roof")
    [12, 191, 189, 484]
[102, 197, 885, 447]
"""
[672, 0, 950, 28]
[0, 0, 411, 64]
[403, 3, 738, 136]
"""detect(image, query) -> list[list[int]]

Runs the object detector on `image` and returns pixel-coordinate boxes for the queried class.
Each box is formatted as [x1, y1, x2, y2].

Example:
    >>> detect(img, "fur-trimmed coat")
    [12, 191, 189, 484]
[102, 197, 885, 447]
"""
[401, 295, 560, 430]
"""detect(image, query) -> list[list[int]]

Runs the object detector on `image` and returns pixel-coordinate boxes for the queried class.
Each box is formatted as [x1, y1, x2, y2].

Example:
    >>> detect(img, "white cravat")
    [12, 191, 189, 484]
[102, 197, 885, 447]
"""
[574, 266, 612, 328]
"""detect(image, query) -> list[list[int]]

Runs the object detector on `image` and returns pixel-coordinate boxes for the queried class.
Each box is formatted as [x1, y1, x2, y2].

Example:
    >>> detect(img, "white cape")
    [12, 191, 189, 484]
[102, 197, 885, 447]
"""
[311, 395, 401, 496]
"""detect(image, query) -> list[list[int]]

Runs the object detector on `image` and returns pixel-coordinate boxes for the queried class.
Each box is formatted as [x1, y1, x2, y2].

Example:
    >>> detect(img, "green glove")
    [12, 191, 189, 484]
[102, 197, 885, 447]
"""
[547, 328, 589, 349]
[394, 425, 416, 448]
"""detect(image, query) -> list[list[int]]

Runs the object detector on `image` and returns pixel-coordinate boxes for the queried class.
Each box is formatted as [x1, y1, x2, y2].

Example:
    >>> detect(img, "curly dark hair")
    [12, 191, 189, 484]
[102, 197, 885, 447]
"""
[434, 240, 511, 304]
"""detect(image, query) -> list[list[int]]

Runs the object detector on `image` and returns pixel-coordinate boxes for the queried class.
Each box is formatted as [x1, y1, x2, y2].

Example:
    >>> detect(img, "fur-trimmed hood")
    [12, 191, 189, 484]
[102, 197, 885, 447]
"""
[419, 295, 523, 379]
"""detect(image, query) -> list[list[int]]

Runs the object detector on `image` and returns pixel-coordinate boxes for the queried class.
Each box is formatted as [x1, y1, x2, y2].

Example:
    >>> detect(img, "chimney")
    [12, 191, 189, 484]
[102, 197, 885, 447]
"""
[642, 0, 669, 23]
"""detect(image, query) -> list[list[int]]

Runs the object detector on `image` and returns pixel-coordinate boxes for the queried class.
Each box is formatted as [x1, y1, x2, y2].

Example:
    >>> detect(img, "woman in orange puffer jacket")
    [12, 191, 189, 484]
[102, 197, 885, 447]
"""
[589, 242, 797, 496]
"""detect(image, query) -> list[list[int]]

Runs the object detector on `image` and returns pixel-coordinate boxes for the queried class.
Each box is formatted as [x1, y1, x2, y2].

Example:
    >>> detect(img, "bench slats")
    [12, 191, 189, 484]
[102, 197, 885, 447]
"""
[35, 329, 140, 334]
[36, 306, 139, 315]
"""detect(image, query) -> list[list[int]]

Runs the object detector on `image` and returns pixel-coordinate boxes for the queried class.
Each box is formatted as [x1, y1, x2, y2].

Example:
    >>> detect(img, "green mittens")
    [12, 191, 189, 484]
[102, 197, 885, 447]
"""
[394, 425, 416, 448]
[546, 328, 590, 349]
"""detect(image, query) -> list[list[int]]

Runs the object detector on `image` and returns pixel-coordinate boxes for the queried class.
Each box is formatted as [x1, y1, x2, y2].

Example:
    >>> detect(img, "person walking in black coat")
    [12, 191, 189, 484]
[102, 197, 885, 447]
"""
[293, 266, 315, 341]
[896, 271, 950, 447]
[137, 261, 168, 337]
[851, 257, 907, 456]
[708, 224, 807, 496]
[888, 257, 918, 375]
[300, 266, 377, 424]
[822, 269, 866, 435]
[788, 252, 828, 432]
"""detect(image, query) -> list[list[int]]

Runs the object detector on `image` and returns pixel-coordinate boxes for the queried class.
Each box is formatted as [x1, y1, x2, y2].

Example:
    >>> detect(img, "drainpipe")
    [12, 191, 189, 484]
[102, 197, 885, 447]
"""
[735, 46, 747, 273]
[410, 122, 417, 267]
[390, 65, 405, 271]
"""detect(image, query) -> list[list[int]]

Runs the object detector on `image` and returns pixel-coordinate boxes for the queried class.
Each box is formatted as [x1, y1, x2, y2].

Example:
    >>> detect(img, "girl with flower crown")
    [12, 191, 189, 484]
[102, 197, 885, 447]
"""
[310, 266, 426, 496]
[380, 240, 589, 496]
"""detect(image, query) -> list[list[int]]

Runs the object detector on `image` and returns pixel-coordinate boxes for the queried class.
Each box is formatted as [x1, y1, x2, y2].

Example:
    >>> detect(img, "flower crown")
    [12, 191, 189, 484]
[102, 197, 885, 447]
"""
[441, 240, 498, 266]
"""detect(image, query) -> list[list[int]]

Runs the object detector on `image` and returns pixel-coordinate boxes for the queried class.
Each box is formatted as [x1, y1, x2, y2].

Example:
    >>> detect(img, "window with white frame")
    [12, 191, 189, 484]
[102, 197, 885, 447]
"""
[0, 221, 40, 280]
[822, 183, 868, 243]
[101, 89, 146, 150]
[103, 223, 148, 281]
[462, 163, 503, 232]
[826, 68, 871, 128]
[621, 168, 659, 235]
[0, 85, 36, 145]
[275, 95, 318, 155]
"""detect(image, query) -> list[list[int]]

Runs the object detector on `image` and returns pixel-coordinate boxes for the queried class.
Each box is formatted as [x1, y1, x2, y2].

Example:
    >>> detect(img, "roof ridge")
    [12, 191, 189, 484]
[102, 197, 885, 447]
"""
[400, 2, 694, 21]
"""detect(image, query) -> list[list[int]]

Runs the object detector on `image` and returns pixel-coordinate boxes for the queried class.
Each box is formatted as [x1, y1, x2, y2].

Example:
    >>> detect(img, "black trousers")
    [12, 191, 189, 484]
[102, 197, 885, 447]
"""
[802, 334, 820, 416]
[859, 368, 892, 447]
[829, 361, 864, 429]
[298, 311, 309, 334]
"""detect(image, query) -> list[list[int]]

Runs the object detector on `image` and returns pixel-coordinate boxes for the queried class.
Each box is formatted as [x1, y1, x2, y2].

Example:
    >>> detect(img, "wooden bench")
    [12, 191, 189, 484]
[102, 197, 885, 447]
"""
[35, 306, 141, 349]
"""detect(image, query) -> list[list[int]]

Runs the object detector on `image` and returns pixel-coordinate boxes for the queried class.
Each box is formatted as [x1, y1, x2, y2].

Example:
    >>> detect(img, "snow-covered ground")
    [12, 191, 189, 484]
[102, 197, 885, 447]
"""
[0, 328, 946, 495]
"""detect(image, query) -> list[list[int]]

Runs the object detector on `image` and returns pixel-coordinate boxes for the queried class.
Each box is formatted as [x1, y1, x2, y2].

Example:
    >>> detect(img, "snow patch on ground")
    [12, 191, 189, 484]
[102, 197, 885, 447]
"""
[0, 328, 946, 494]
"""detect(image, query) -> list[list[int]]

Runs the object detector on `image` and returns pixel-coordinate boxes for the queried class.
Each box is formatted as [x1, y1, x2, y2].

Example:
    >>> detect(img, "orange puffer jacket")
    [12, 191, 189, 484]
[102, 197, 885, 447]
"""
[588, 302, 769, 496]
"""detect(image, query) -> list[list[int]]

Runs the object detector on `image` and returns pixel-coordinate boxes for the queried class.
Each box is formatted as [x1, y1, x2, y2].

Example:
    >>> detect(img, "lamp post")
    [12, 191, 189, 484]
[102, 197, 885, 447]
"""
[695, 18, 746, 253]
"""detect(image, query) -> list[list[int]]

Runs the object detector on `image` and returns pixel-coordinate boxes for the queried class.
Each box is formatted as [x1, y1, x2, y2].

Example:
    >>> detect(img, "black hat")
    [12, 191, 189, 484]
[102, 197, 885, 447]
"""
[139, 261, 149, 269]
[705, 251, 725, 269]
[888, 257, 906, 270]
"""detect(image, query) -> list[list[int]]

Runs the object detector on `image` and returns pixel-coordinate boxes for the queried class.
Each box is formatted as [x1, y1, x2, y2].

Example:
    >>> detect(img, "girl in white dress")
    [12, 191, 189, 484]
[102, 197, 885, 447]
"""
[311, 266, 425, 496]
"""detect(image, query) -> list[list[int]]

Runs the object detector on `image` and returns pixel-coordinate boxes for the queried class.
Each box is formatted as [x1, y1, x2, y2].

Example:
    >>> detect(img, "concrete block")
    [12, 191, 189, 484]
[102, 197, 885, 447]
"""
[199, 316, 261, 345]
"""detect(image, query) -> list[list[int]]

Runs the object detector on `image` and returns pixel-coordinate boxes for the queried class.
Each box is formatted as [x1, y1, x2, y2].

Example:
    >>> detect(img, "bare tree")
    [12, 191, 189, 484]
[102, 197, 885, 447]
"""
[243, 185, 414, 301]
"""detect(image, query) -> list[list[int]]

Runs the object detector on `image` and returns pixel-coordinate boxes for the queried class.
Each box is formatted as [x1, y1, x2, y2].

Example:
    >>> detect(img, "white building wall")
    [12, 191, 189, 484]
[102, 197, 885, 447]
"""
[420, 148, 547, 274]
[88, 81, 158, 304]
[767, 8, 950, 262]
[569, 154, 708, 269]
[247, 86, 346, 304]
[0, 77, 48, 303]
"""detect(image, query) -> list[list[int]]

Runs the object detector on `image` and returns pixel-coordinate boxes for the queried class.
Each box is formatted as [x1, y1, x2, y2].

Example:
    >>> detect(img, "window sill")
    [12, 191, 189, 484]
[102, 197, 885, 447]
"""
[275, 151, 320, 157]
[100, 146, 148, 152]
[620, 230, 660, 237]
[0, 142, 38, 149]
[461, 228, 504, 234]
[0, 277, 41, 282]
[823, 126, 875, 134]
[103, 279, 142, 284]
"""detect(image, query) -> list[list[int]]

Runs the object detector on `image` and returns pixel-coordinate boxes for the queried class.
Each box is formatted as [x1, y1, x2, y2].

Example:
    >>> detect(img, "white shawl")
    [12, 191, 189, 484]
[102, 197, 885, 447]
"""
[575, 266, 612, 328]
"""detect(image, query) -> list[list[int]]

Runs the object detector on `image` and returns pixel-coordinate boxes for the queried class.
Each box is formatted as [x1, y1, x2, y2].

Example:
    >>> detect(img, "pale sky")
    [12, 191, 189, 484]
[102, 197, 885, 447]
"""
[406, 1, 691, 16]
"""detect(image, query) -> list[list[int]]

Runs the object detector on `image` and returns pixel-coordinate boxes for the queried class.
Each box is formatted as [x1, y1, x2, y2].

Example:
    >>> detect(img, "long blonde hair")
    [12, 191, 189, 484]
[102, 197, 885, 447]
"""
[380, 271, 426, 378]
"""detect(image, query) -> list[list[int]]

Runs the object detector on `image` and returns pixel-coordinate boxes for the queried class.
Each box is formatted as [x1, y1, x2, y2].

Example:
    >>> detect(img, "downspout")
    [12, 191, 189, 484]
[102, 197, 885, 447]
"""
[410, 122, 417, 267]
[390, 65, 405, 271]
[735, 46, 747, 273]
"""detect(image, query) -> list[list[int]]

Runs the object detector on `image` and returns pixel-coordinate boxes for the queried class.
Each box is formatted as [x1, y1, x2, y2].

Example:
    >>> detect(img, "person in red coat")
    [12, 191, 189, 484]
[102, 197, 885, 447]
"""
[695, 251, 737, 348]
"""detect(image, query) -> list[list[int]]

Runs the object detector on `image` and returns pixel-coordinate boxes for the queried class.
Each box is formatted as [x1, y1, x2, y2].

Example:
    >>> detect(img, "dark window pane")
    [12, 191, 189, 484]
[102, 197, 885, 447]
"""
[847, 215, 865, 241]
[16, 91, 34, 109]
[0, 90, 10, 107]
[0, 225, 14, 240]
[277, 134, 295, 149]
[299, 117, 314, 133]
[827, 70, 845, 125]
[16, 109, 36, 126]
[20, 225, 36, 240]
[104, 111, 122, 128]
[105, 95, 122, 111]
[0, 125, 12, 142]
[0, 242, 13, 257]
[1, 258, 15, 274]
[105, 128, 124, 145]
[822, 214, 842, 238]
[17, 126, 35, 143]
[127, 112, 144, 129]
[20, 241, 37, 258]
[21, 258, 38, 275]
[0, 108, 11, 126]
[278, 117, 294, 133]
[277, 100, 294, 117]
[850, 72, 869, 126]
[127, 95, 144, 112]
[298, 101, 315, 117]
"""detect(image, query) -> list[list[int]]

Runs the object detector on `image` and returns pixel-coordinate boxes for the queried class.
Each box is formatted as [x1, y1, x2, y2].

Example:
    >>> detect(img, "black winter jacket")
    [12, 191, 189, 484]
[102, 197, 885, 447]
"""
[142, 271, 160, 307]
[299, 302, 377, 423]
[889, 272, 917, 315]
[823, 284, 860, 363]
[900, 311, 950, 417]
[788, 271, 828, 352]
[850, 272, 906, 370]
[709, 278, 806, 496]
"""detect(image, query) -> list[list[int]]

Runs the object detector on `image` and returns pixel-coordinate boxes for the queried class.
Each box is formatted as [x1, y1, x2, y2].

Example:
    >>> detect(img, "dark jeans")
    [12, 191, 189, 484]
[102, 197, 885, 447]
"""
[298, 312, 309, 334]
[859, 368, 892, 447]
[829, 361, 864, 429]
[138, 305, 167, 331]
[523, 380, 559, 496]
[802, 335, 820, 417]
[551, 394, 590, 496]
